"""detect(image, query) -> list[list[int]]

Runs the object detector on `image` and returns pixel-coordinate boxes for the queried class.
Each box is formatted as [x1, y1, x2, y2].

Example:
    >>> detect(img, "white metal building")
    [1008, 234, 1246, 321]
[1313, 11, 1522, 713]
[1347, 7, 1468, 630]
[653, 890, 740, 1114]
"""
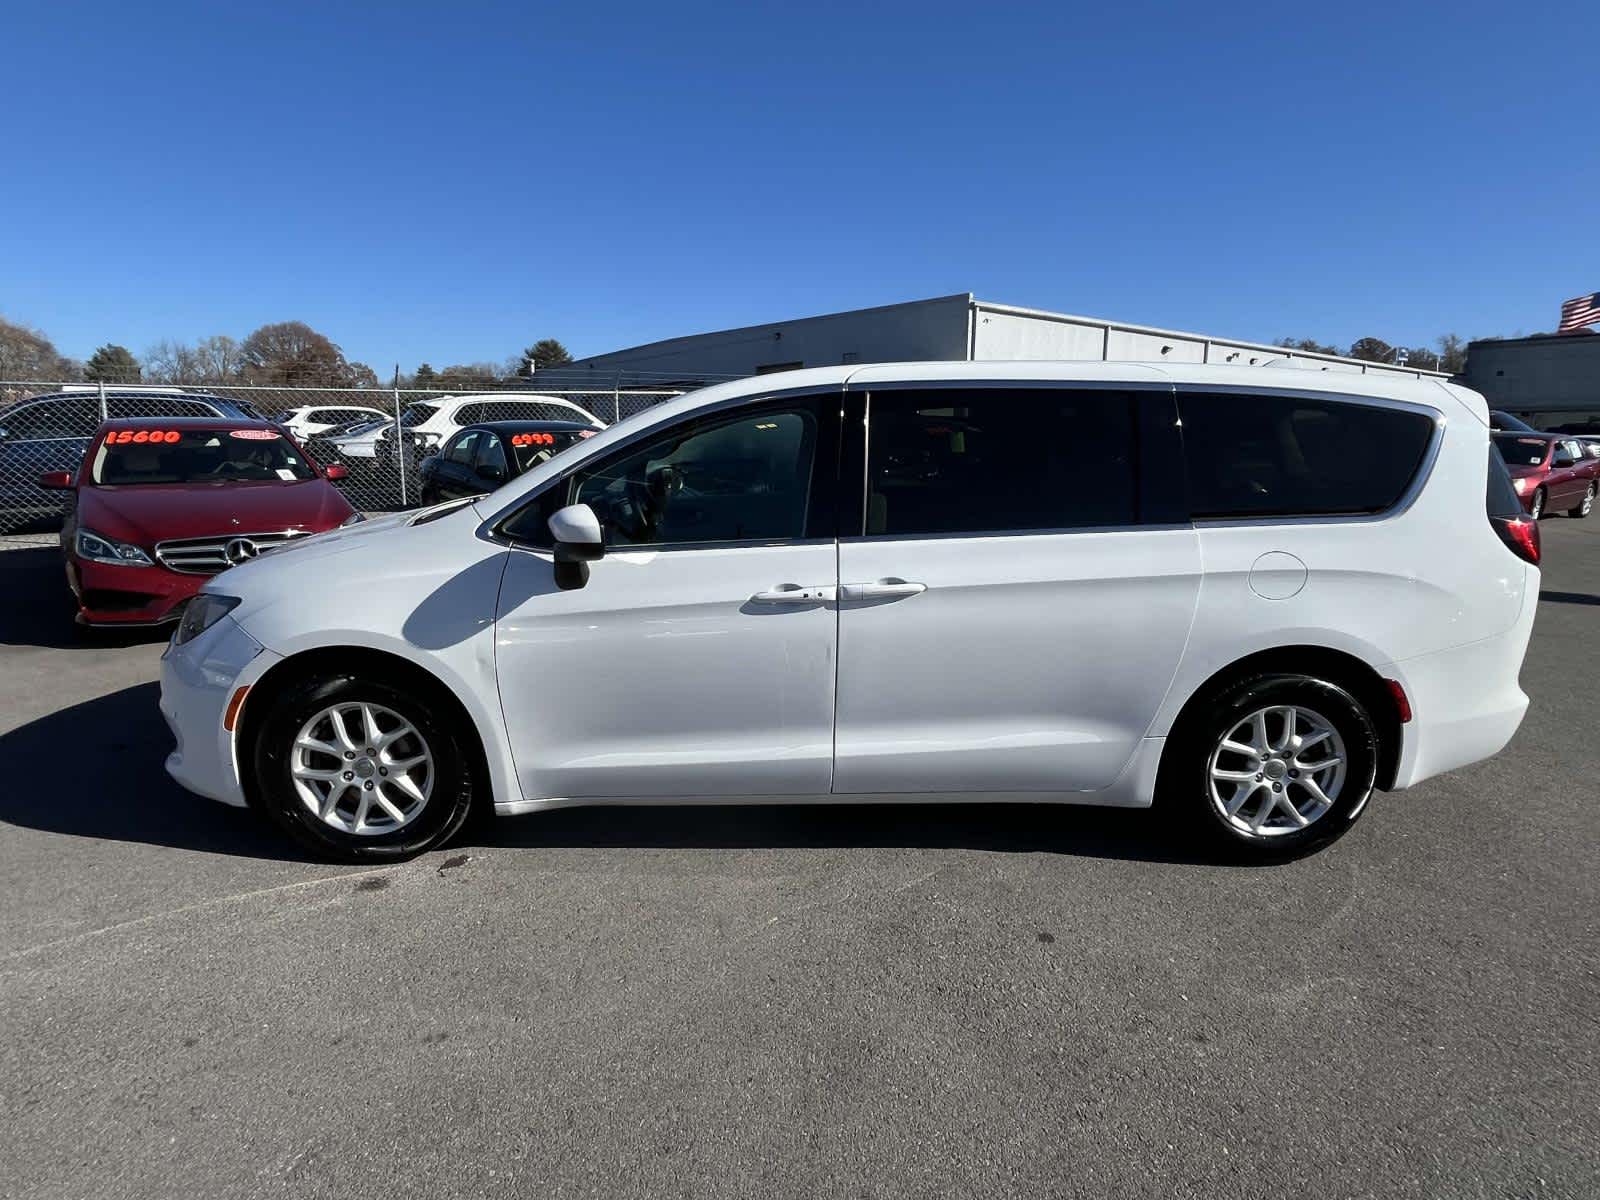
[562, 294, 1443, 385]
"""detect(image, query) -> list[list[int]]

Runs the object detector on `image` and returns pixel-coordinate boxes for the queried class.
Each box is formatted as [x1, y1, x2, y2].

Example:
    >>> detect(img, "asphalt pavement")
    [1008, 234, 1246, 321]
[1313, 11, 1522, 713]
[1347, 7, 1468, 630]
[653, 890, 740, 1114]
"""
[1, 523, 1596, 1199]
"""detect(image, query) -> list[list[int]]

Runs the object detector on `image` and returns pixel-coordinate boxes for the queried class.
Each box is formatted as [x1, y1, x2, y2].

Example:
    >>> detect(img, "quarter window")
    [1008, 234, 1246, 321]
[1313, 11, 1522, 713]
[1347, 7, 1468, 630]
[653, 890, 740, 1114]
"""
[1178, 392, 1435, 519]
[863, 389, 1138, 536]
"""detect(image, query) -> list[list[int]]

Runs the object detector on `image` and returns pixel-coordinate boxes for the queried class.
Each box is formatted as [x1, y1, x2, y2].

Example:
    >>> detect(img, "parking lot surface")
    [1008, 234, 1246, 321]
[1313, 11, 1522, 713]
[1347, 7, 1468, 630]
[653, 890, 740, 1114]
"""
[2, 525, 1596, 1200]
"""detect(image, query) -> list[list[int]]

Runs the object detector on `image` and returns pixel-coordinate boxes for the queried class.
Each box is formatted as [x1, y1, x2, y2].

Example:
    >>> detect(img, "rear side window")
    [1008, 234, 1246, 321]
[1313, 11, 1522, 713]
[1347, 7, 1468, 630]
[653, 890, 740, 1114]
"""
[864, 389, 1137, 536]
[1178, 392, 1435, 519]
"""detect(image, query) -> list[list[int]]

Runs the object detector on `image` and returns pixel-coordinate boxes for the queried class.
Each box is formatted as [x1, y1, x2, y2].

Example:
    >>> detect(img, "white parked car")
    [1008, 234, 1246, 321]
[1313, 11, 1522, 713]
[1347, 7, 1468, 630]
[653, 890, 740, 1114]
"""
[392, 393, 606, 454]
[279, 404, 390, 441]
[323, 417, 394, 460]
[161, 362, 1539, 862]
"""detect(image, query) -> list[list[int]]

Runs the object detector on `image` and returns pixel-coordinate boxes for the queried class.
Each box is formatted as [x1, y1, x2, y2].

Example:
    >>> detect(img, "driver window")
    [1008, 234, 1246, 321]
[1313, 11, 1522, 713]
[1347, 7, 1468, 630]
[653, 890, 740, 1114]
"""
[572, 408, 817, 547]
[502, 404, 821, 548]
[447, 432, 479, 465]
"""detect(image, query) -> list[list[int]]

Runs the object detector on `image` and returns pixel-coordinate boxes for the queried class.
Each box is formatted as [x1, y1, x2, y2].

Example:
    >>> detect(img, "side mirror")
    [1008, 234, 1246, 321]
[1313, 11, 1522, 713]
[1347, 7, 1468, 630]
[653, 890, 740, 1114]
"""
[323, 463, 350, 481]
[38, 470, 74, 490]
[1554, 455, 1576, 469]
[548, 502, 603, 590]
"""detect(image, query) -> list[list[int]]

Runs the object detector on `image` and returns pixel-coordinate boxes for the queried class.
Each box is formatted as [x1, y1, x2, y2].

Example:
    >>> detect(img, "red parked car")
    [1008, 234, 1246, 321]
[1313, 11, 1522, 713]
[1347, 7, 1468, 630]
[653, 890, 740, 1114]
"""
[40, 418, 359, 627]
[1492, 434, 1600, 520]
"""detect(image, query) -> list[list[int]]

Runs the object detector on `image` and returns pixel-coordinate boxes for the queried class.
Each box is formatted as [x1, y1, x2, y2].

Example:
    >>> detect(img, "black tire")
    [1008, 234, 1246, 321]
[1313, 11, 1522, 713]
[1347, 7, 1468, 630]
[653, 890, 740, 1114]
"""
[251, 671, 477, 862]
[1160, 672, 1379, 861]
[1529, 487, 1546, 520]
[1567, 483, 1596, 519]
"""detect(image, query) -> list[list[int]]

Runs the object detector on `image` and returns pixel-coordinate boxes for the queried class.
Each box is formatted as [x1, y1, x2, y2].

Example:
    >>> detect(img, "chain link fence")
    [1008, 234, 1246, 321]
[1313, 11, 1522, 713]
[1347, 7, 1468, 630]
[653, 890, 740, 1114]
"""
[0, 379, 686, 547]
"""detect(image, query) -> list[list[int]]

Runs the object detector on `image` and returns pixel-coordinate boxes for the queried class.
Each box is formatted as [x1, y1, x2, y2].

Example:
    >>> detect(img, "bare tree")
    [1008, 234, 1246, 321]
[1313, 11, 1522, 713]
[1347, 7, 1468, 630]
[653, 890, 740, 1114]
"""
[1436, 333, 1467, 374]
[0, 315, 76, 380]
[194, 335, 244, 382]
[144, 339, 203, 383]
[240, 321, 353, 386]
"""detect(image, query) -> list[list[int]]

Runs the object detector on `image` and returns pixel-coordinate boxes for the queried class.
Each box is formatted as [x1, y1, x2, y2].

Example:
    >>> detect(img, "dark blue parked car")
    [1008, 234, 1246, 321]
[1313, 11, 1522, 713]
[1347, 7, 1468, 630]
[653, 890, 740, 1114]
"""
[0, 388, 277, 531]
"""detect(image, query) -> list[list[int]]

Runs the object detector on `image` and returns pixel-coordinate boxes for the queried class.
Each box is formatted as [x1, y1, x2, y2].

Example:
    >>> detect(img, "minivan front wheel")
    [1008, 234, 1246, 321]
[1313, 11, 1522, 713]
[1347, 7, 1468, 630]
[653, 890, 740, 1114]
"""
[253, 673, 476, 861]
[1168, 674, 1378, 859]
[1568, 483, 1596, 519]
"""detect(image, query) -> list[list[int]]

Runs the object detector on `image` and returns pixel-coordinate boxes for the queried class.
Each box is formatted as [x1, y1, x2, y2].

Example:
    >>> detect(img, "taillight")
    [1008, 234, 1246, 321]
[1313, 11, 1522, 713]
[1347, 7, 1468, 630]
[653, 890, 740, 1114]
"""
[1491, 515, 1541, 566]
[1384, 678, 1412, 724]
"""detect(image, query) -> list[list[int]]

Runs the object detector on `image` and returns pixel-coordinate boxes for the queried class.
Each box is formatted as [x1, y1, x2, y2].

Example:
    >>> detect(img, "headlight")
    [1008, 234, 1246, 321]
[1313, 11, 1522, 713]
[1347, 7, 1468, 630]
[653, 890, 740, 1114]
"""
[1512, 477, 1531, 494]
[340, 511, 365, 526]
[76, 528, 153, 566]
[175, 593, 241, 646]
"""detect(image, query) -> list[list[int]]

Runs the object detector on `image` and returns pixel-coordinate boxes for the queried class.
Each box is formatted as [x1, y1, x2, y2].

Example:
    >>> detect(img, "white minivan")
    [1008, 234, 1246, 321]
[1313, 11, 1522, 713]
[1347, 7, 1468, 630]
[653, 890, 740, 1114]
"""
[160, 362, 1539, 862]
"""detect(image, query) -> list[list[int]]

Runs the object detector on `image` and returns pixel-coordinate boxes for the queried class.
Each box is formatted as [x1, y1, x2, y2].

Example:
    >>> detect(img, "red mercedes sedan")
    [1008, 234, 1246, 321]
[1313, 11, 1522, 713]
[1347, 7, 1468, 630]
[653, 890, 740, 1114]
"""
[40, 418, 359, 627]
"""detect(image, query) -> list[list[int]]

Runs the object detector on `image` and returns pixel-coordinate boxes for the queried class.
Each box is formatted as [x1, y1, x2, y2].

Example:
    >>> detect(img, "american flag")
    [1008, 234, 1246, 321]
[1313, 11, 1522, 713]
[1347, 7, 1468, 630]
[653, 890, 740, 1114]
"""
[1558, 292, 1600, 334]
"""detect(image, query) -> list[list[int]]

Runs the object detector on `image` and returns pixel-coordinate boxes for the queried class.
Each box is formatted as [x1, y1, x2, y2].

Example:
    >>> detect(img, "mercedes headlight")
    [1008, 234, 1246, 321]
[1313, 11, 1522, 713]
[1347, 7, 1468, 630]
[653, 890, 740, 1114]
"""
[175, 593, 241, 646]
[76, 528, 153, 566]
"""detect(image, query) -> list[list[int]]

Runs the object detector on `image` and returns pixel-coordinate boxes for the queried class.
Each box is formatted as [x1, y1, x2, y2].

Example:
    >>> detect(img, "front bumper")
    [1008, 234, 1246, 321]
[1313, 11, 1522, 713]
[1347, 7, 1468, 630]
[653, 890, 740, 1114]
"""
[160, 616, 280, 807]
[68, 556, 206, 626]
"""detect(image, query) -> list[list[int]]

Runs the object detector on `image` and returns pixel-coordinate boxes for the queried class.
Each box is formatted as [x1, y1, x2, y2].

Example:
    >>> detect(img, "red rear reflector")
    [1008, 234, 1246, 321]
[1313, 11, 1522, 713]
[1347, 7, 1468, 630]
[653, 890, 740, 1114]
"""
[223, 685, 251, 732]
[1492, 515, 1541, 566]
[1384, 679, 1412, 724]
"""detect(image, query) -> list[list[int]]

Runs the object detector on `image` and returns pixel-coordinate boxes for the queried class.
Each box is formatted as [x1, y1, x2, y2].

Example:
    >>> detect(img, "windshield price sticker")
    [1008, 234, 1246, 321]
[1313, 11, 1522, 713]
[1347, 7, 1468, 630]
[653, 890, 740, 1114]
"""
[107, 429, 181, 444]
[512, 432, 558, 447]
[230, 429, 281, 441]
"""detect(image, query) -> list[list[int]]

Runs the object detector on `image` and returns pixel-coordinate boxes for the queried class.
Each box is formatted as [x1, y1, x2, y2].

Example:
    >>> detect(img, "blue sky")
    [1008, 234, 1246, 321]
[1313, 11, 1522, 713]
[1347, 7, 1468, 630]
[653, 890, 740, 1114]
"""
[4, 0, 1597, 372]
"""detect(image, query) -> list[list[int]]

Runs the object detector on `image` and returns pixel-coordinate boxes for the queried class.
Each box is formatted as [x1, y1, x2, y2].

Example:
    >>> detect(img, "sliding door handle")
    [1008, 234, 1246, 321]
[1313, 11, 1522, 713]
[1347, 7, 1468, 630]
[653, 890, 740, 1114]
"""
[751, 583, 836, 604]
[840, 579, 927, 601]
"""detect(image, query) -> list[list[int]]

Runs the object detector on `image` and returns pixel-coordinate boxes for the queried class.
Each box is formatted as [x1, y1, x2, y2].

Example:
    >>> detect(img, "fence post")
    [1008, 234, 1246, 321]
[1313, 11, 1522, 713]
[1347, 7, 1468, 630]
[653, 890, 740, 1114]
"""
[98, 380, 108, 423]
[392, 367, 408, 509]
[613, 372, 621, 425]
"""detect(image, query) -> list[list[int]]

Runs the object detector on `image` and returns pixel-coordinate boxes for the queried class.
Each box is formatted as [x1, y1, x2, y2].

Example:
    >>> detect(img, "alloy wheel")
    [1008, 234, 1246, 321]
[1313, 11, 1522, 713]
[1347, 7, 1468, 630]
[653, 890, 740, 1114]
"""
[290, 702, 434, 835]
[1207, 705, 1348, 838]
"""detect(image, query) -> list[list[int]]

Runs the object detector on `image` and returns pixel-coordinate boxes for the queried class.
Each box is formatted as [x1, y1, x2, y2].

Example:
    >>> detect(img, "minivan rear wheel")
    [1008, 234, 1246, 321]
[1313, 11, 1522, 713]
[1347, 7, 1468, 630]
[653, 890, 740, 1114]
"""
[1164, 673, 1378, 859]
[252, 672, 476, 861]
[1529, 487, 1546, 520]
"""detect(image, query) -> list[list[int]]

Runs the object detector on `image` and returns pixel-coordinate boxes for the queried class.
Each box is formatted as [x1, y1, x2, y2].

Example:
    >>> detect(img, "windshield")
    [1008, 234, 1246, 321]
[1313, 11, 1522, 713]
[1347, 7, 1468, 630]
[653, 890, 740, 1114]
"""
[509, 430, 588, 472]
[1493, 436, 1550, 468]
[400, 404, 438, 428]
[92, 428, 318, 485]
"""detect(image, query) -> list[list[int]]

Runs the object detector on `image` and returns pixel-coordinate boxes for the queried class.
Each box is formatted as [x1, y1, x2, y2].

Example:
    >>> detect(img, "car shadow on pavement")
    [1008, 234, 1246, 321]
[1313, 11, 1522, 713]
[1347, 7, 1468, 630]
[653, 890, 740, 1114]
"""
[0, 547, 172, 650]
[1540, 589, 1600, 607]
[1, 681, 1247, 865]
[469, 800, 1255, 867]
[0, 681, 310, 861]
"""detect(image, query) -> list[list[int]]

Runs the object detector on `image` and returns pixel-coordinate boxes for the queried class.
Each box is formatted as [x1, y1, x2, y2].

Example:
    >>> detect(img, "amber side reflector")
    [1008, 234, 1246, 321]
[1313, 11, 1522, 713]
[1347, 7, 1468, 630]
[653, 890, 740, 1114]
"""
[223, 685, 251, 731]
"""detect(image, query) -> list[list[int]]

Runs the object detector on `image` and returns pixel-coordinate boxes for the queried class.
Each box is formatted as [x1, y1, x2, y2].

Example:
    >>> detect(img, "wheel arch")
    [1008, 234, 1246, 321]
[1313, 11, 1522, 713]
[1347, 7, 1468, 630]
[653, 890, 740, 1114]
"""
[1159, 644, 1405, 791]
[237, 645, 497, 813]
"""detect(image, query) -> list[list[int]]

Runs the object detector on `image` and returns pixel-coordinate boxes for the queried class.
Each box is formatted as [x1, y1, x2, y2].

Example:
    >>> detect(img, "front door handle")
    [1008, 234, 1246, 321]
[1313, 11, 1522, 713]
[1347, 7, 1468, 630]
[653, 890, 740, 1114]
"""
[751, 583, 836, 604]
[840, 578, 927, 601]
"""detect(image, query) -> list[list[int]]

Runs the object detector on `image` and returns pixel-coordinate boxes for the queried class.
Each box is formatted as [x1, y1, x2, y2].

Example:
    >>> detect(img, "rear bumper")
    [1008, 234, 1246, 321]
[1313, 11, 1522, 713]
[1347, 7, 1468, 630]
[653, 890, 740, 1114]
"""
[1387, 586, 1538, 789]
[68, 556, 205, 625]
